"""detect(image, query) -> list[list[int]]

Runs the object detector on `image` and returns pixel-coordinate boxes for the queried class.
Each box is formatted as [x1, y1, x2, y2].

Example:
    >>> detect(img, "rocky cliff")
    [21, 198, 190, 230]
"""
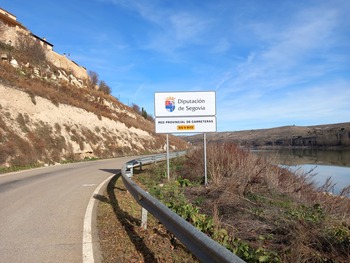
[0, 11, 188, 169]
[0, 58, 187, 168]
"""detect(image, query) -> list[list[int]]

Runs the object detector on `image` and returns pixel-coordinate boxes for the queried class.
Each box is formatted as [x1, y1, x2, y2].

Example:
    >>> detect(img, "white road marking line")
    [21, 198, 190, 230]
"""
[82, 175, 115, 263]
[83, 184, 98, 187]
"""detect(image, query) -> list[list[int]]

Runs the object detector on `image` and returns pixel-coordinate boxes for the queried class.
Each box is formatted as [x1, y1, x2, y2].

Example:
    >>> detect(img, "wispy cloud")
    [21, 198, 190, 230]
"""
[215, 71, 232, 90]
[210, 3, 350, 130]
[101, 0, 211, 56]
[220, 4, 345, 94]
[169, 12, 208, 42]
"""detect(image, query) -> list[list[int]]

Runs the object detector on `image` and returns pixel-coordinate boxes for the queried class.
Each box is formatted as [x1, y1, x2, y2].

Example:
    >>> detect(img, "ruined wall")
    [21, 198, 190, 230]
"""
[45, 51, 88, 80]
[0, 19, 88, 81]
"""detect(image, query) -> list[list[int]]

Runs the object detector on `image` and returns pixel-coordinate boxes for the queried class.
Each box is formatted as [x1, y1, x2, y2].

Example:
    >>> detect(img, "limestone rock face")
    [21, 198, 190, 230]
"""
[1, 54, 8, 61]
[10, 58, 19, 68]
[0, 82, 187, 167]
[0, 22, 89, 80]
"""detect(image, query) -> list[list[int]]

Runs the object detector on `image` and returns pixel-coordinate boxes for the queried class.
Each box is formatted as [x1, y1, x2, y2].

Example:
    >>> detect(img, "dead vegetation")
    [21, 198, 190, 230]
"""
[0, 37, 187, 170]
[124, 143, 350, 262]
[97, 174, 198, 263]
[181, 143, 350, 262]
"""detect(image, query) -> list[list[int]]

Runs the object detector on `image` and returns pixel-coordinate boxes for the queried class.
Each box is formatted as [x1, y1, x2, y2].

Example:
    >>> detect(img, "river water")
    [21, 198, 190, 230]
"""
[251, 149, 350, 195]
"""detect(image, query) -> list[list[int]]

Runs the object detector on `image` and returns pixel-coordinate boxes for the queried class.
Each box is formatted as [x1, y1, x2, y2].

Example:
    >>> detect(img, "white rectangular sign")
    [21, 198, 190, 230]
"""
[154, 91, 216, 117]
[155, 116, 217, 134]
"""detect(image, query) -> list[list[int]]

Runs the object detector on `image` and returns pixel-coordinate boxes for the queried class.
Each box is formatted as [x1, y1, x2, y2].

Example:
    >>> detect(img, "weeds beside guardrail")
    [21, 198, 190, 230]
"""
[120, 151, 245, 263]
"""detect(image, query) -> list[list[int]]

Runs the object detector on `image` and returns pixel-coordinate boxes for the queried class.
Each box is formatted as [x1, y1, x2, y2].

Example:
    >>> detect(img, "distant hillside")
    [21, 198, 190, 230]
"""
[185, 123, 350, 148]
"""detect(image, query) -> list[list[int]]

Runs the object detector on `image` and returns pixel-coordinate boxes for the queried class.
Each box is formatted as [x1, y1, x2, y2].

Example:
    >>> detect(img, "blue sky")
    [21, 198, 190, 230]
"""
[2, 0, 350, 131]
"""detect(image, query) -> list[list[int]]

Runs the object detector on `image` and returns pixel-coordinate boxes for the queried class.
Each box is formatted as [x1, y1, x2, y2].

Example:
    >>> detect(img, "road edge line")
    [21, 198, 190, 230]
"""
[82, 174, 115, 263]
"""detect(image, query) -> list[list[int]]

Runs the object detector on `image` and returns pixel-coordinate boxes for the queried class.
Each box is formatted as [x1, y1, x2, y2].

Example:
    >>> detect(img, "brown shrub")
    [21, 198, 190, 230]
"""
[16, 32, 46, 65]
[0, 140, 15, 164]
[0, 116, 6, 130]
[81, 128, 99, 145]
[10, 134, 37, 166]
[54, 123, 61, 133]
[185, 142, 322, 197]
[16, 113, 29, 133]
[183, 142, 350, 262]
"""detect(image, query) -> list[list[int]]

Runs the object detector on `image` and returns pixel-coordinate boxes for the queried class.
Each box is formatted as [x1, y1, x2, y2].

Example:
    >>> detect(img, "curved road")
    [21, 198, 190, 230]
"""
[0, 157, 133, 263]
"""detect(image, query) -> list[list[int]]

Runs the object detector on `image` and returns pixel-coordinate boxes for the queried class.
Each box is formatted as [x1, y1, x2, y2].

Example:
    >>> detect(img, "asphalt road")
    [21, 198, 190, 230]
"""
[0, 157, 133, 263]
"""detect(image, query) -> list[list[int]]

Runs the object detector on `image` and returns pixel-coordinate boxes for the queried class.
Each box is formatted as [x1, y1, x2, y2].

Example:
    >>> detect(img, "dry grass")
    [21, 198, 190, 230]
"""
[0, 39, 188, 169]
[182, 142, 350, 262]
[0, 60, 184, 148]
[0, 60, 154, 135]
[97, 174, 198, 263]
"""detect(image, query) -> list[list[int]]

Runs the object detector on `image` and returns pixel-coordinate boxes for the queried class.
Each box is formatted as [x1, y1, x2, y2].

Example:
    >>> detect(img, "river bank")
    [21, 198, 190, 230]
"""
[185, 122, 350, 149]
[140, 143, 350, 262]
[251, 147, 350, 197]
[250, 147, 350, 166]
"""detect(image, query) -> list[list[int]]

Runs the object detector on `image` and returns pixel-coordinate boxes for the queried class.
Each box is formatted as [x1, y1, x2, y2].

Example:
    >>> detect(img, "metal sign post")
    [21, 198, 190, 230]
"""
[204, 133, 207, 186]
[166, 134, 170, 180]
[154, 91, 217, 185]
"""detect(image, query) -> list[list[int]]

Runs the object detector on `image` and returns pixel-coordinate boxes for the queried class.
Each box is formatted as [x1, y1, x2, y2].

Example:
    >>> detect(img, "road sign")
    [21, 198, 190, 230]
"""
[154, 91, 216, 185]
[154, 91, 216, 117]
[155, 116, 217, 134]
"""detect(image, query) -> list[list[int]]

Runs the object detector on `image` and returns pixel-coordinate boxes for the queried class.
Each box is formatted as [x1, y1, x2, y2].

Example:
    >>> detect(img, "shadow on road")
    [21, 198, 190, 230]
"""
[94, 173, 157, 262]
[99, 168, 121, 175]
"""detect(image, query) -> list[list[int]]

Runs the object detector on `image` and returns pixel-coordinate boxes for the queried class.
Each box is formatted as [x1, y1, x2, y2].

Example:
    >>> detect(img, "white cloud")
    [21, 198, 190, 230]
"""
[217, 79, 350, 130]
[217, 3, 346, 98]
[169, 12, 208, 41]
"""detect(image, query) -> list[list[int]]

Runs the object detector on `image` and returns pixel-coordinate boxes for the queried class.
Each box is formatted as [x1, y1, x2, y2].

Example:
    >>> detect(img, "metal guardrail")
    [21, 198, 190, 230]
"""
[123, 151, 186, 177]
[121, 151, 245, 263]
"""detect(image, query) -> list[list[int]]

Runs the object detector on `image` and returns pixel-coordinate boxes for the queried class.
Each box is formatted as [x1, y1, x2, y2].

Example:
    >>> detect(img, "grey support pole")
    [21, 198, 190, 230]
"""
[204, 133, 207, 186]
[166, 134, 170, 181]
[141, 207, 148, 229]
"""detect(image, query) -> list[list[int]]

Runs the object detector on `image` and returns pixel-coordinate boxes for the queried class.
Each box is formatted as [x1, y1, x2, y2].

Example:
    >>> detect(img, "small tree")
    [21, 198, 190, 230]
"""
[130, 104, 154, 121]
[0, 26, 14, 55]
[17, 32, 46, 65]
[141, 107, 147, 118]
[99, 80, 111, 95]
[131, 103, 141, 114]
[88, 70, 99, 89]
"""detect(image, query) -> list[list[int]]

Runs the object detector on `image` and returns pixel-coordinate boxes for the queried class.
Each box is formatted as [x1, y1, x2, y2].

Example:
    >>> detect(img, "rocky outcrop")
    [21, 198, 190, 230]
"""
[1, 53, 87, 88]
[0, 18, 88, 81]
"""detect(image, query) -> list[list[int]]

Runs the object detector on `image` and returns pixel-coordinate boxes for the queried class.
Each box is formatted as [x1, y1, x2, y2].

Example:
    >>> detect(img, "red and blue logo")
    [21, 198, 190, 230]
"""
[165, 97, 175, 112]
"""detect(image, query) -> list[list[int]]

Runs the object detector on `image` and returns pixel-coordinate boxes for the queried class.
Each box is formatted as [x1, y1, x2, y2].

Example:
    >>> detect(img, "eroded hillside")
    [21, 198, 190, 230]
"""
[0, 37, 186, 168]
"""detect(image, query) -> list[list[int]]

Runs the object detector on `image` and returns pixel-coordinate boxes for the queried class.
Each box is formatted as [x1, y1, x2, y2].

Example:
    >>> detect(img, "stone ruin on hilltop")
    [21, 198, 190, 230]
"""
[0, 7, 88, 88]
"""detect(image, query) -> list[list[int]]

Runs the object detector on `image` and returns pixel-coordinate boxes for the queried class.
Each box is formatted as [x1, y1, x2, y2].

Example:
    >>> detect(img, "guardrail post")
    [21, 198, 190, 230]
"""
[166, 134, 170, 181]
[141, 207, 148, 229]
